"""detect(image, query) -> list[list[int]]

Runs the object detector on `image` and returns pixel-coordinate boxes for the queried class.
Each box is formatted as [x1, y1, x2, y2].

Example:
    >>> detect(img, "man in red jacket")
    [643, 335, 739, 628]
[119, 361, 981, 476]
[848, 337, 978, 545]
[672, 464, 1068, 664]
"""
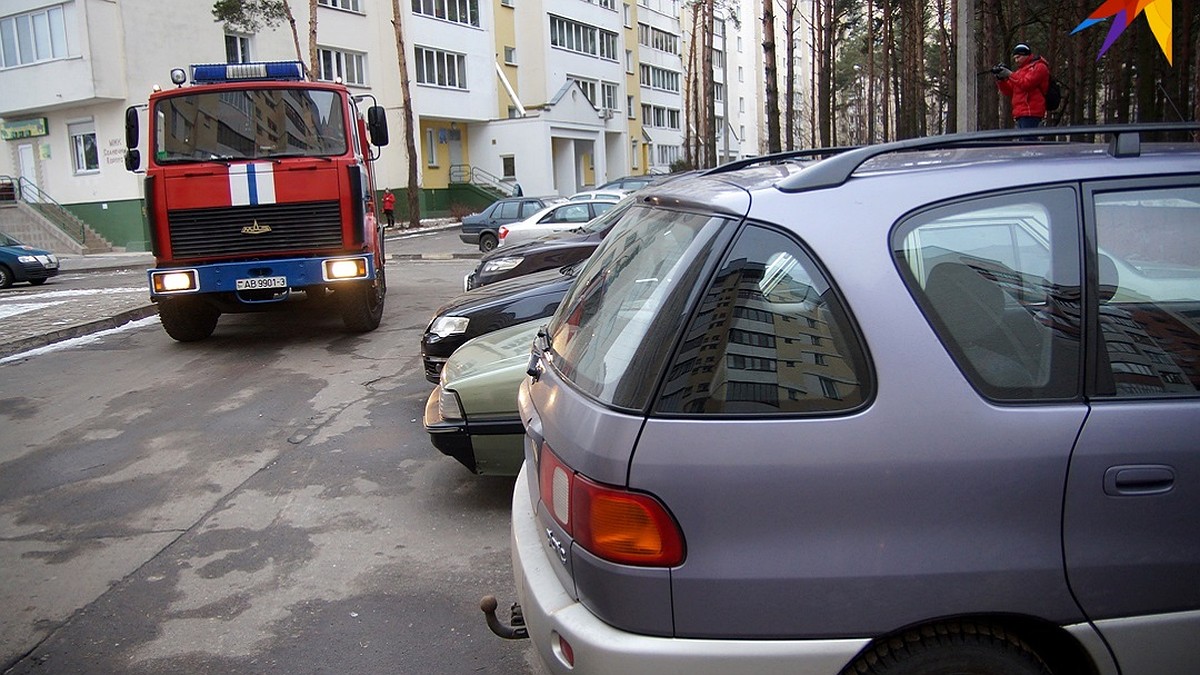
[995, 43, 1051, 128]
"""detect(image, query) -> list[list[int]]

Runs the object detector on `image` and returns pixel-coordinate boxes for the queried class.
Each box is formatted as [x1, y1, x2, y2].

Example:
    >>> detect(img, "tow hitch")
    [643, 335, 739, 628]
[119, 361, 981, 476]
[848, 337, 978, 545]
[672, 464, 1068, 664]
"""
[480, 595, 528, 640]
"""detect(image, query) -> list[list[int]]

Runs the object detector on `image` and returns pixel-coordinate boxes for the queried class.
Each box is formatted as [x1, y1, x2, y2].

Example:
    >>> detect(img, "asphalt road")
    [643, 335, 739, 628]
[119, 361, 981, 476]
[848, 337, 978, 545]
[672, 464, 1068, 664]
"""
[0, 231, 542, 674]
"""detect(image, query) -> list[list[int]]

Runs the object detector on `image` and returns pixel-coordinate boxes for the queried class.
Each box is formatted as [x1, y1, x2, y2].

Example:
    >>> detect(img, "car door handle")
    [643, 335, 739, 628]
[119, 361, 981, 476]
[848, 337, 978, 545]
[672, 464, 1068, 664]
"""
[1103, 465, 1176, 496]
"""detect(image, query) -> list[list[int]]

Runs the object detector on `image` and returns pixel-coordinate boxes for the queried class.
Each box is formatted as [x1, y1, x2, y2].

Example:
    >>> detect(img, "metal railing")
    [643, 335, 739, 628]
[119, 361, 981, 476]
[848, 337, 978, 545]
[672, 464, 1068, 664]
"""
[13, 177, 87, 244]
[448, 164, 518, 196]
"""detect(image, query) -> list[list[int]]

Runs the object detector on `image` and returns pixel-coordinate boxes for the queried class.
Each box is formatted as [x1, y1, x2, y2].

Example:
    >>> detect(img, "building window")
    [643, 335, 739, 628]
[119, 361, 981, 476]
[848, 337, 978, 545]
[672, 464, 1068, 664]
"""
[425, 129, 437, 167]
[411, 0, 480, 27]
[225, 34, 251, 63]
[601, 82, 619, 111]
[317, 47, 367, 85]
[1, 3, 71, 68]
[504, 46, 516, 65]
[550, 15, 618, 61]
[626, 95, 635, 119]
[637, 23, 680, 54]
[68, 120, 98, 174]
[501, 155, 515, 179]
[319, 0, 362, 11]
[623, 3, 631, 27]
[415, 46, 467, 90]
[631, 140, 639, 169]
[639, 64, 680, 93]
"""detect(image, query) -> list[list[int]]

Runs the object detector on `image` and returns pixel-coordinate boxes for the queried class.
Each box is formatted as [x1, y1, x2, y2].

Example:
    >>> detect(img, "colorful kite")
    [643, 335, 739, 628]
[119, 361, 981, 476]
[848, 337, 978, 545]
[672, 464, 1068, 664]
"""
[1072, 0, 1173, 64]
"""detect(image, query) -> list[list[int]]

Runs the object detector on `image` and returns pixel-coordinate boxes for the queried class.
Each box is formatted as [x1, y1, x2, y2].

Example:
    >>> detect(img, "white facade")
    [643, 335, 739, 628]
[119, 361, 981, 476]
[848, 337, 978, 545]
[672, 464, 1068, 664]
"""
[0, 0, 697, 240]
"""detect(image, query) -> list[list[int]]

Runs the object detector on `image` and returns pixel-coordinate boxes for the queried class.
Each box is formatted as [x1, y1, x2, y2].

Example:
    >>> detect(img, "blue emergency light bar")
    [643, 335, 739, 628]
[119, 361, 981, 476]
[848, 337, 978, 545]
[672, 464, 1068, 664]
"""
[190, 61, 307, 84]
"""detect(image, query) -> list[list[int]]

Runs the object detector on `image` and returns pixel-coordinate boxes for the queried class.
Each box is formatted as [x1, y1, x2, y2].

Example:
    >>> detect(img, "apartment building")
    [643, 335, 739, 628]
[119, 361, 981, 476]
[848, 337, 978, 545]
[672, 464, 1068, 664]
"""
[0, 0, 717, 249]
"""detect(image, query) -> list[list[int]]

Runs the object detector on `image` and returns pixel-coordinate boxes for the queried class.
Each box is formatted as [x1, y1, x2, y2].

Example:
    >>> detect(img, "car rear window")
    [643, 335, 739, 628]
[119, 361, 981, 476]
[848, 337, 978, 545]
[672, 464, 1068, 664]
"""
[548, 205, 732, 410]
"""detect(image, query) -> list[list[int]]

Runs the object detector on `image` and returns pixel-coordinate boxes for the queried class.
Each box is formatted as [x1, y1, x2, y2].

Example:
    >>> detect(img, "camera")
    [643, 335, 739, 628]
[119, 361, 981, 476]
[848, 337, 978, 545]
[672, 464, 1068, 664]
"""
[991, 64, 1009, 75]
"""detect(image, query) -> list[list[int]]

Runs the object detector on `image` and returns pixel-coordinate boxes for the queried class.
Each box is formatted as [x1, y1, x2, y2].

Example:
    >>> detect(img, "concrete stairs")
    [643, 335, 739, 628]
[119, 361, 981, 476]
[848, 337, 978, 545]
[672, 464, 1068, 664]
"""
[0, 200, 115, 255]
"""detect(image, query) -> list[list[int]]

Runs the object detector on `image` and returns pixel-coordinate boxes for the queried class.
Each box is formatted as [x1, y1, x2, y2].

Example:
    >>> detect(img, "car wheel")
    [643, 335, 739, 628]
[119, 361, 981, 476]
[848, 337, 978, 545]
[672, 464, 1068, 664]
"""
[841, 621, 1051, 675]
[339, 269, 386, 332]
[479, 232, 498, 252]
[0, 264, 12, 289]
[158, 298, 220, 342]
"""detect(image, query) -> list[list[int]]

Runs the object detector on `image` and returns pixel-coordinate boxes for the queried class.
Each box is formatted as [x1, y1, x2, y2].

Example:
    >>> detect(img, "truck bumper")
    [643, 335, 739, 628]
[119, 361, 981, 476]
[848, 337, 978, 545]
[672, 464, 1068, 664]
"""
[148, 254, 376, 301]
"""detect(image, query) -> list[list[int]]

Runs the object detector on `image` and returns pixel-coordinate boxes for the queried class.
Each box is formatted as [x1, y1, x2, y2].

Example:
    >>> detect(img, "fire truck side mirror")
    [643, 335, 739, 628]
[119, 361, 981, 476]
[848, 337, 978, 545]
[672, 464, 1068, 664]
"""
[125, 106, 140, 149]
[367, 106, 389, 147]
[125, 149, 141, 172]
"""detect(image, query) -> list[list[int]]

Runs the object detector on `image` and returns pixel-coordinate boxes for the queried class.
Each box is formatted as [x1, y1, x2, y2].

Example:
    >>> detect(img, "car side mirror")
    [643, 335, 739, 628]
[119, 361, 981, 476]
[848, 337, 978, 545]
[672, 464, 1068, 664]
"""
[125, 106, 139, 149]
[367, 106, 389, 147]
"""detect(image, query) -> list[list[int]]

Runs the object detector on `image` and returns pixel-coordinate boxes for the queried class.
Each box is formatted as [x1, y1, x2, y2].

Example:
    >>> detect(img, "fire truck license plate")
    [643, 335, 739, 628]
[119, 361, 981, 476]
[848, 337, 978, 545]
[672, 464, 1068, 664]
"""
[236, 276, 287, 291]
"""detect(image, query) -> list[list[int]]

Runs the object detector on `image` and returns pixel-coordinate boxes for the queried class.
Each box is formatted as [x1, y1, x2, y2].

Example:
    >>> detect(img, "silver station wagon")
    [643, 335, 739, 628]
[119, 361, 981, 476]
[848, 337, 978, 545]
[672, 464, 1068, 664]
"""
[486, 124, 1200, 674]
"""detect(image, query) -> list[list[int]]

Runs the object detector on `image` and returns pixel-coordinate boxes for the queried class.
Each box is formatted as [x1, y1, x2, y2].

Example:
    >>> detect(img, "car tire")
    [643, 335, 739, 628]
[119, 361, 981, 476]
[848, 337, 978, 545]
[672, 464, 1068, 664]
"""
[339, 270, 386, 332]
[479, 232, 498, 252]
[0, 264, 12, 289]
[158, 298, 220, 342]
[840, 621, 1052, 675]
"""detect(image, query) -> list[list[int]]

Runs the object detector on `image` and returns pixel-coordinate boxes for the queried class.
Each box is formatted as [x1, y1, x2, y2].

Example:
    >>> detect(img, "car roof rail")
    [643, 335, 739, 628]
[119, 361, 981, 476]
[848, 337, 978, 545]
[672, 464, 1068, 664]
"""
[703, 146, 860, 176]
[776, 122, 1200, 194]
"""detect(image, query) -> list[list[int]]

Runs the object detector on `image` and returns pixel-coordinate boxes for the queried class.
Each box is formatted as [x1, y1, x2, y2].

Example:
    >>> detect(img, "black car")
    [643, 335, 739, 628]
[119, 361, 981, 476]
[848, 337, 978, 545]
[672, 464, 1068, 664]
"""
[459, 196, 565, 252]
[465, 198, 633, 290]
[0, 232, 60, 288]
[421, 265, 577, 382]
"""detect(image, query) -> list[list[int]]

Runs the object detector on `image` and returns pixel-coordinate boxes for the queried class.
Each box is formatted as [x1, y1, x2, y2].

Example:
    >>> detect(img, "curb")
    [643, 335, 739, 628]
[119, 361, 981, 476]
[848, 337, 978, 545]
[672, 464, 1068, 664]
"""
[0, 305, 158, 360]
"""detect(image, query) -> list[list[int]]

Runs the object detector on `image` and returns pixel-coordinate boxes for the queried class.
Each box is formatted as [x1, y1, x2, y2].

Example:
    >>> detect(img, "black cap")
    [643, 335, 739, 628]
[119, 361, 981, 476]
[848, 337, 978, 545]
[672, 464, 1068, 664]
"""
[1012, 44, 1031, 56]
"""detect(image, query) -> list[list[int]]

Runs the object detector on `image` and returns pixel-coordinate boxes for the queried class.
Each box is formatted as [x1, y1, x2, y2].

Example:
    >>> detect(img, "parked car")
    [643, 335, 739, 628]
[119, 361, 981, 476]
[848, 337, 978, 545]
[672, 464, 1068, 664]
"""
[466, 197, 634, 290]
[423, 319, 540, 476]
[497, 197, 619, 249]
[567, 189, 627, 202]
[0, 233, 59, 289]
[459, 196, 566, 252]
[421, 265, 578, 383]
[495, 124, 1200, 674]
[597, 175, 656, 192]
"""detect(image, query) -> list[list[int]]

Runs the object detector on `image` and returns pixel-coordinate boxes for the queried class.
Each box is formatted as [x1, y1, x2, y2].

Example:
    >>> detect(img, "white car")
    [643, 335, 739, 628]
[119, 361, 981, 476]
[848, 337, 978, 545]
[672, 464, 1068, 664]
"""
[497, 198, 618, 248]
[567, 189, 628, 202]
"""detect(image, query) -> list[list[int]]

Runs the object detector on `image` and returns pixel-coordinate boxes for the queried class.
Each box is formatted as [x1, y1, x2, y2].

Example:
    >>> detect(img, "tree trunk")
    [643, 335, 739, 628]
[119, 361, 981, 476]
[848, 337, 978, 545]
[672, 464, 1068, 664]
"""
[308, 0, 319, 81]
[763, 0, 781, 153]
[390, 0, 421, 228]
[785, 0, 796, 150]
[285, 6, 305, 72]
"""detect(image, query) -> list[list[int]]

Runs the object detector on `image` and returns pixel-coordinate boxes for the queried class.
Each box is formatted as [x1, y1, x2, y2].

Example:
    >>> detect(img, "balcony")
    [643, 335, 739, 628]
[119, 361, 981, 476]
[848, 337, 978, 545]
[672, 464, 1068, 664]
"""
[0, 0, 126, 117]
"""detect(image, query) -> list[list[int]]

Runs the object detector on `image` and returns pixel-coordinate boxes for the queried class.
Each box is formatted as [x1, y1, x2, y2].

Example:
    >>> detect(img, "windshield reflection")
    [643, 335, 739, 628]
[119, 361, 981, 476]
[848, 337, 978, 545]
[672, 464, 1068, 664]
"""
[154, 88, 347, 163]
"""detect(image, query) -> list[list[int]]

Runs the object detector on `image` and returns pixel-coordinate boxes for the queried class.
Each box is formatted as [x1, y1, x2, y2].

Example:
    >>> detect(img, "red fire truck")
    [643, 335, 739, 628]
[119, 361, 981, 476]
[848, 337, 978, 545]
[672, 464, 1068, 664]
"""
[124, 61, 390, 341]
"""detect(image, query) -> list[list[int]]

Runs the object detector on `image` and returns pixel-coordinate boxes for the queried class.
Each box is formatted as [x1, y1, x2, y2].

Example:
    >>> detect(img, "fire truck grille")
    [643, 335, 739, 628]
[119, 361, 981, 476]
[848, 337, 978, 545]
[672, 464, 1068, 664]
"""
[167, 201, 344, 258]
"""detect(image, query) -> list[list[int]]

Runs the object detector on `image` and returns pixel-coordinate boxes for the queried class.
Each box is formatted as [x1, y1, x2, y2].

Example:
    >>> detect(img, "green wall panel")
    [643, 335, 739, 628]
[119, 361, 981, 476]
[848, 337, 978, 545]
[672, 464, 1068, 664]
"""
[64, 199, 150, 252]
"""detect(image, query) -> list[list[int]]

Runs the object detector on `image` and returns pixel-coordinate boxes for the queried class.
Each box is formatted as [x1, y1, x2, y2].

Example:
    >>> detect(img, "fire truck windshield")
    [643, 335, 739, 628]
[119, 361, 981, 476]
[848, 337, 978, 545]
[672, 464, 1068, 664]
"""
[153, 88, 348, 163]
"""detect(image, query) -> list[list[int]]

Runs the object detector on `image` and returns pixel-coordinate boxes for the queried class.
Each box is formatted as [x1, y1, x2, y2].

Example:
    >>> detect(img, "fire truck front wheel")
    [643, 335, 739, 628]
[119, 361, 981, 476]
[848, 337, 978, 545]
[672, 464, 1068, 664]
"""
[339, 275, 385, 333]
[158, 298, 220, 342]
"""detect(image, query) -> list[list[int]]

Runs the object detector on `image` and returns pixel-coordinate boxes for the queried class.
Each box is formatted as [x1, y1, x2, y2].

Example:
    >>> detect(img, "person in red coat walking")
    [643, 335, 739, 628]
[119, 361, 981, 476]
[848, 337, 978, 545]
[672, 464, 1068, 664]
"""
[382, 188, 396, 229]
[995, 43, 1051, 128]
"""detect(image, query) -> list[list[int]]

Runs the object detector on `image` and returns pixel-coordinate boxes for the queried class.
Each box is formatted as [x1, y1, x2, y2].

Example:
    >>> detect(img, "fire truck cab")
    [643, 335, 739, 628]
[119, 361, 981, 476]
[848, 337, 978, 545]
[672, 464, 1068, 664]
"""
[125, 61, 390, 341]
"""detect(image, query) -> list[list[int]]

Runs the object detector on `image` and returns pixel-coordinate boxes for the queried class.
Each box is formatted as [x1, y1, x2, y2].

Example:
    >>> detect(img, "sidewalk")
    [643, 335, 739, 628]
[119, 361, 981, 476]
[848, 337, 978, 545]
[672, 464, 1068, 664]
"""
[1, 221, 472, 361]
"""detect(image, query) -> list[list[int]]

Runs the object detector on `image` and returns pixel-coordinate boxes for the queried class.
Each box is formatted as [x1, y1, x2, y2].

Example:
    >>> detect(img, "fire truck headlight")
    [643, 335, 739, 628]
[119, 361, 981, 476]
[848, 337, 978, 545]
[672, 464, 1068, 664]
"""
[170, 68, 187, 86]
[324, 258, 368, 281]
[152, 270, 198, 293]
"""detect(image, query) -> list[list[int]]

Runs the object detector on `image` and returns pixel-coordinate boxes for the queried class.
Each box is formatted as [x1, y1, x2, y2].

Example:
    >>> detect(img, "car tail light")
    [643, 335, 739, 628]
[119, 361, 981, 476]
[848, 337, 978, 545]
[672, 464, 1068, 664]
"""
[539, 446, 684, 567]
[498, 226, 509, 241]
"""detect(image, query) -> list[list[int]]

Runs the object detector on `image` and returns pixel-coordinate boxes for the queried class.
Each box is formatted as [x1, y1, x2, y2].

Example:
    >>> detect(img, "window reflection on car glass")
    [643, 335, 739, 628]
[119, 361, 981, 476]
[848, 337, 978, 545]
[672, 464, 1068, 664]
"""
[656, 225, 870, 415]
[894, 188, 1081, 401]
[1094, 185, 1200, 397]
[549, 207, 726, 409]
